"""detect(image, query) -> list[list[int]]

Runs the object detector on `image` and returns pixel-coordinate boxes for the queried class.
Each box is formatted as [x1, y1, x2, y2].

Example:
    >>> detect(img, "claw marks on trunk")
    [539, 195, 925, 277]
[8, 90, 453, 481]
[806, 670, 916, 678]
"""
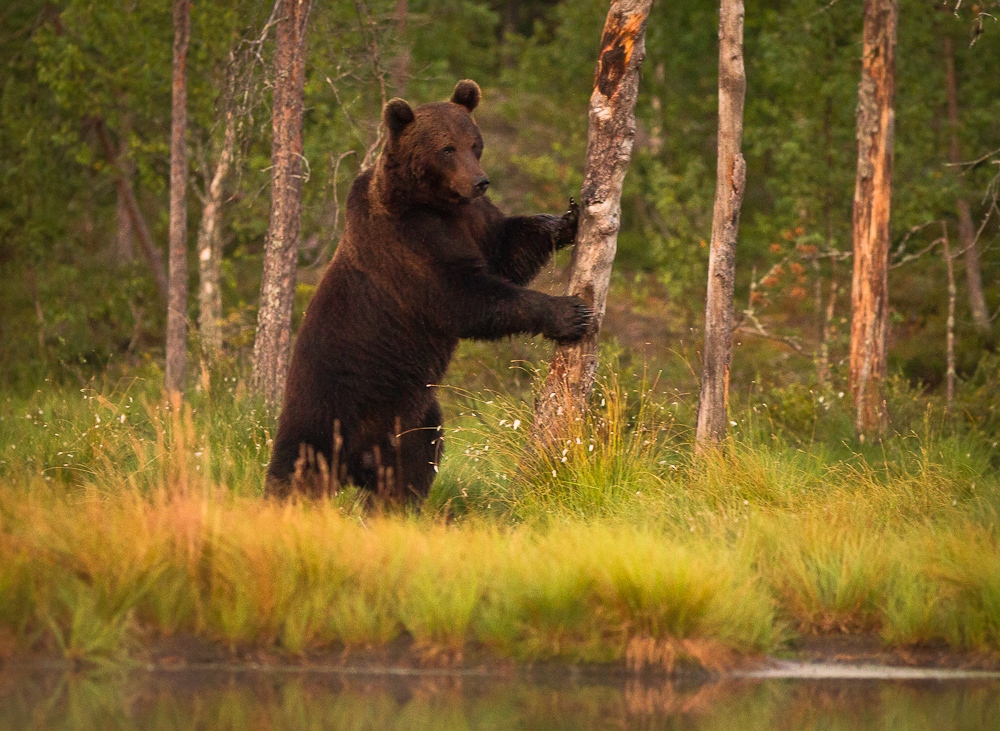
[595, 11, 647, 98]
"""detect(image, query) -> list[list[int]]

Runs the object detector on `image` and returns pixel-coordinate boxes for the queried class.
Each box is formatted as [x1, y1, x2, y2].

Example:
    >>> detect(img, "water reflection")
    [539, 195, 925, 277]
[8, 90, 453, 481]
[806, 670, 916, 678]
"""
[2, 668, 999, 730]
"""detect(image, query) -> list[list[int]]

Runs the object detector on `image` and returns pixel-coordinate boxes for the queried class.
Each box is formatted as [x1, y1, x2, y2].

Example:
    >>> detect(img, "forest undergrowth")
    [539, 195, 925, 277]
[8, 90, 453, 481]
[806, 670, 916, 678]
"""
[1, 352, 999, 670]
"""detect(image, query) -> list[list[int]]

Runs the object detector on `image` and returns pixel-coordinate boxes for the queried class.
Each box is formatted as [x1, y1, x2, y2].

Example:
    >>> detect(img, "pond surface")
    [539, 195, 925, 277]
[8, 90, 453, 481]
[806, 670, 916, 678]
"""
[2, 664, 999, 730]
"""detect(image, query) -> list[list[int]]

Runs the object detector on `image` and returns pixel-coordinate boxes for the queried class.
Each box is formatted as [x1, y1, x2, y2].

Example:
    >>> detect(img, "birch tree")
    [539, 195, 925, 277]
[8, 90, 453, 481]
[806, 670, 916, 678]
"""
[164, 0, 190, 396]
[251, 0, 313, 407]
[695, 0, 746, 448]
[850, 0, 897, 438]
[944, 34, 991, 334]
[533, 0, 652, 439]
[196, 105, 236, 358]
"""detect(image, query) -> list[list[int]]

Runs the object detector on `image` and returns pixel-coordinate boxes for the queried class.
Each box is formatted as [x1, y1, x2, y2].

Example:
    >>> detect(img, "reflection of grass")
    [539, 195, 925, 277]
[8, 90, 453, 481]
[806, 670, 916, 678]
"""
[1, 374, 999, 666]
[3, 672, 1000, 731]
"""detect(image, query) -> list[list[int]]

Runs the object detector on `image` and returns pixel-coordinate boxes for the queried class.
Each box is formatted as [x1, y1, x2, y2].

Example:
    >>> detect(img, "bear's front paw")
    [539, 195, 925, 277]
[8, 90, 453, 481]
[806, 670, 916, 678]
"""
[553, 197, 580, 249]
[547, 295, 593, 345]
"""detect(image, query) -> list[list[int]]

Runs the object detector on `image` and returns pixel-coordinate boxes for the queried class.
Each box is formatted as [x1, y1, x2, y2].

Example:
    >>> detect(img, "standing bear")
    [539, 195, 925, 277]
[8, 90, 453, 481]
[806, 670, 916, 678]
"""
[266, 79, 592, 501]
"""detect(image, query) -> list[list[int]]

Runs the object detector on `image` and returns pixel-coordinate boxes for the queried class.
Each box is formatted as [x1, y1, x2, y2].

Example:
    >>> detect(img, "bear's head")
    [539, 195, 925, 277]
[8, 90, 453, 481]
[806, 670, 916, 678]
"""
[376, 80, 489, 210]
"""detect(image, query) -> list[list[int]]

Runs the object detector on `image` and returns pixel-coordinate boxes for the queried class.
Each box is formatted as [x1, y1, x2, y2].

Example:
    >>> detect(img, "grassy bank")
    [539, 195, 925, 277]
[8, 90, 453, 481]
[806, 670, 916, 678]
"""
[1, 371, 999, 668]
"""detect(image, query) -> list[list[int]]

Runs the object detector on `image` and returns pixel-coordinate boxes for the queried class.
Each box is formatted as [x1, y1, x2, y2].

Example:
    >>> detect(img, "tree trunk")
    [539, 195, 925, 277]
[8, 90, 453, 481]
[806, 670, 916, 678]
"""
[114, 118, 134, 261]
[251, 0, 313, 408]
[532, 0, 652, 439]
[94, 120, 168, 304]
[850, 0, 896, 439]
[944, 35, 991, 334]
[942, 222, 956, 416]
[694, 0, 746, 448]
[197, 105, 237, 357]
[165, 0, 190, 396]
[816, 94, 835, 388]
[392, 0, 409, 97]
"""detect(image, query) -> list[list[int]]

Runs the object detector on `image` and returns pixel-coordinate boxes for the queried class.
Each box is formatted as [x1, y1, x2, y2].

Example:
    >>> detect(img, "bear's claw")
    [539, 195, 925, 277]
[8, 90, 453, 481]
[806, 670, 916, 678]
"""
[554, 197, 580, 249]
[549, 296, 593, 344]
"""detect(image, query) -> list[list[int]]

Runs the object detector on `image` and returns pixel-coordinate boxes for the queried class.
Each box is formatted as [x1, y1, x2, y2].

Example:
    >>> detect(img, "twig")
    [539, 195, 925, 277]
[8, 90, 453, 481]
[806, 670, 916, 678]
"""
[812, 0, 842, 15]
[944, 146, 1000, 169]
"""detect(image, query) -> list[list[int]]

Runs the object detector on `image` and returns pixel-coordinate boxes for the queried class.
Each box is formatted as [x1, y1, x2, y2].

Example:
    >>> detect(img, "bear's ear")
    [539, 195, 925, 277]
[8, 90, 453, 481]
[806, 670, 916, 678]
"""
[450, 80, 481, 112]
[383, 98, 415, 138]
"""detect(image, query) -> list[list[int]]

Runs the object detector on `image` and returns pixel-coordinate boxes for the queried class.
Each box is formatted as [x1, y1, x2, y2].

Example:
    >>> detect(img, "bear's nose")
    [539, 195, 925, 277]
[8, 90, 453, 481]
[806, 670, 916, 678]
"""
[474, 176, 490, 195]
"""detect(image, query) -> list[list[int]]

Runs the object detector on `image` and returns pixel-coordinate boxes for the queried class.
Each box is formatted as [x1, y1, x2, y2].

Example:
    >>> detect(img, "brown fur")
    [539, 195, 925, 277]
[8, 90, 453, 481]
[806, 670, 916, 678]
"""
[266, 80, 591, 503]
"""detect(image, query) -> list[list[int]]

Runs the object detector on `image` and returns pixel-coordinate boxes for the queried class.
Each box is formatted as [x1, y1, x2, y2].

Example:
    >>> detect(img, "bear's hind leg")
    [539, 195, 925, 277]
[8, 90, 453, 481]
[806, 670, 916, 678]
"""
[397, 402, 444, 502]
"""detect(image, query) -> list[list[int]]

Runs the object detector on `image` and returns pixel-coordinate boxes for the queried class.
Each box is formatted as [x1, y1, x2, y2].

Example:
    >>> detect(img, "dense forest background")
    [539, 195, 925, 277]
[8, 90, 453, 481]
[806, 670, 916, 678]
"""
[2, 0, 998, 425]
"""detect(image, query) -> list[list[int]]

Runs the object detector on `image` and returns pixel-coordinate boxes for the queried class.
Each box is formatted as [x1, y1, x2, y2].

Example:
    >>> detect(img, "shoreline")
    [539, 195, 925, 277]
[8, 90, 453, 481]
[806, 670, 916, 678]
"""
[4, 633, 1000, 678]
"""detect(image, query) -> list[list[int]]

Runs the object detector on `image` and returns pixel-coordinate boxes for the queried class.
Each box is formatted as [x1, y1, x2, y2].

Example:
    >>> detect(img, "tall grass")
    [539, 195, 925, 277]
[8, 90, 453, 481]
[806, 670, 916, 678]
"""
[1, 371, 999, 666]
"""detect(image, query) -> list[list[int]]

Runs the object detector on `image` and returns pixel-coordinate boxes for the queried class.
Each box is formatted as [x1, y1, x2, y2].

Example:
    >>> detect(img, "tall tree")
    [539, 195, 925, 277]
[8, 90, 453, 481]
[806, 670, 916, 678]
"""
[251, 0, 313, 407]
[850, 0, 896, 439]
[944, 34, 991, 334]
[533, 0, 652, 439]
[165, 0, 190, 395]
[695, 0, 746, 448]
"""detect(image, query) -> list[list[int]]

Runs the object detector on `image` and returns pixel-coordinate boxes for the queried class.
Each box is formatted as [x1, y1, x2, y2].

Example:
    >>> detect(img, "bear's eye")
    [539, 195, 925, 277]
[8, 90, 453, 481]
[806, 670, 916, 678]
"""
[441, 146, 456, 156]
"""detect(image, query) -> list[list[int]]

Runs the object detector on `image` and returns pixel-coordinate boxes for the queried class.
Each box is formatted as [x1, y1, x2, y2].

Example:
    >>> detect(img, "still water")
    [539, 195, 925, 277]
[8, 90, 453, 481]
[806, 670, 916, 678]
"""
[2, 666, 999, 730]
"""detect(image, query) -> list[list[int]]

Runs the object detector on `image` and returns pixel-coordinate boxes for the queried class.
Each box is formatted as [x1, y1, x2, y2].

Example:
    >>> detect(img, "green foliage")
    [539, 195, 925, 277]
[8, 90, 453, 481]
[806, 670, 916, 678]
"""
[1, 2, 1000, 669]
[3, 0, 999, 398]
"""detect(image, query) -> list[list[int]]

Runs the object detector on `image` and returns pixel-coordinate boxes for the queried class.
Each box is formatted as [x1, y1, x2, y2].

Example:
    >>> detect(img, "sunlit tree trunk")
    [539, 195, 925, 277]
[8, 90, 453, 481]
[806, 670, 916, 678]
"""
[251, 0, 313, 407]
[533, 0, 652, 440]
[850, 0, 896, 439]
[197, 106, 236, 357]
[165, 0, 190, 396]
[944, 35, 991, 334]
[695, 0, 746, 449]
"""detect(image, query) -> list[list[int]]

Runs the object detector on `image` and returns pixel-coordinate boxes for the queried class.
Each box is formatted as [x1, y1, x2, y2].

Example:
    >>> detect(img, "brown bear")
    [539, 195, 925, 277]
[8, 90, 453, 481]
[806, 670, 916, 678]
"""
[265, 79, 592, 502]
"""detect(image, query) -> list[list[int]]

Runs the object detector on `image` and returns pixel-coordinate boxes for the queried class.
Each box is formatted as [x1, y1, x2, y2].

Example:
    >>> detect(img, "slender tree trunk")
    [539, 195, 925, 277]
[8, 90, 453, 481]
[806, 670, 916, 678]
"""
[251, 0, 313, 407]
[115, 117, 134, 260]
[816, 94, 835, 388]
[695, 0, 746, 448]
[392, 0, 409, 97]
[197, 106, 237, 357]
[165, 0, 190, 396]
[850, 0, 896, 439]
[819, 272, 839, 388]
[94, 120, 168, 304]
[942, 222, 956, 416]
[944, 35, 991, 334]
[533, 0, 652, 439]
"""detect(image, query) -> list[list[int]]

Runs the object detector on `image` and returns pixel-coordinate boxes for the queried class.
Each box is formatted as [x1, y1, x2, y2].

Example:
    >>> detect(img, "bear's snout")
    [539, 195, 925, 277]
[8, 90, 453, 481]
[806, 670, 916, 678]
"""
[473, 176, 490, 196]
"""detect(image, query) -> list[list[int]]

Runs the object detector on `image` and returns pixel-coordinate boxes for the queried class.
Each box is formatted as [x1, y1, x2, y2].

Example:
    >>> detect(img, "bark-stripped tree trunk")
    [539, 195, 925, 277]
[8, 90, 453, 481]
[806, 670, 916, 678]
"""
[251, 0, 313, 407]
[694, 0, 746, 448]
[197, 106, 237, 357]
[850, 0, 896, 439]
[94, 120, 168, 304]
[165, 0, 190, 396]
[533, 0, 652, 438]
[944, 35, 991, 334]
